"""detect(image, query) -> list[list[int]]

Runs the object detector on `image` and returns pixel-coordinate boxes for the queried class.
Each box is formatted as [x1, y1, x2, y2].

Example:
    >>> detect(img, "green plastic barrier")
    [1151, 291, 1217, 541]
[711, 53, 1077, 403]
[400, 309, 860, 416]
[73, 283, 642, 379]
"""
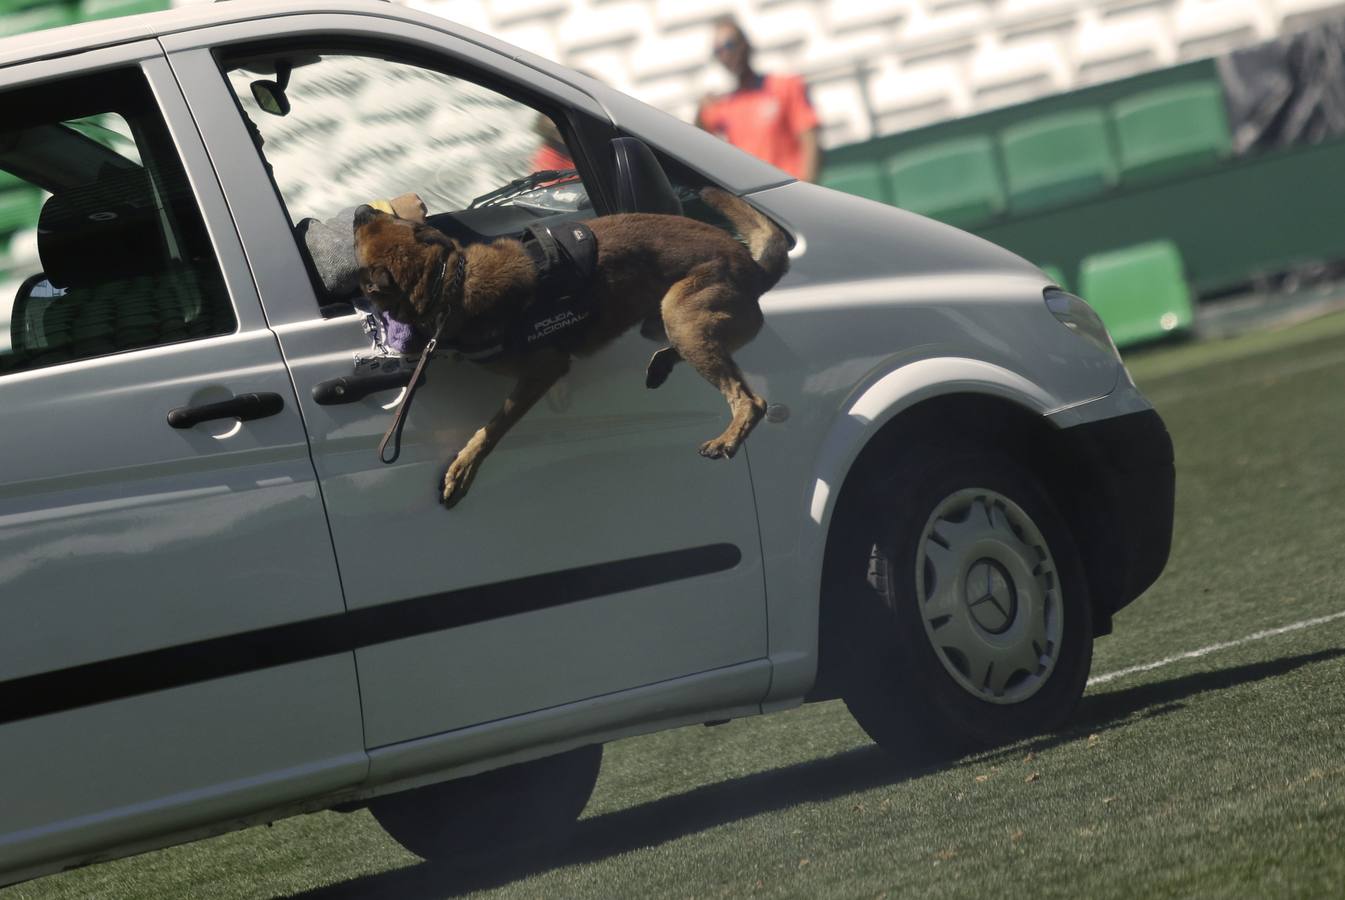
[977, 136, 1345, 297]
[78, 0, 168, 21]
[819, 161, 889, 204]
[0, 4, 76, 36]
[1000, 109, 1118, 213]
[0, 0, 58, 12]
[1079, 240, 1194, 348]
[886, 136, 1005, 228]
[1112, 82, 1232, 182]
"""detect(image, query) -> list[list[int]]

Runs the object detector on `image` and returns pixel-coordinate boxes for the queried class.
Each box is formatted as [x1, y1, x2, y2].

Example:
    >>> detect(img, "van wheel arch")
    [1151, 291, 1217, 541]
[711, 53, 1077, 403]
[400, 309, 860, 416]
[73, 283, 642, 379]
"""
[809, 392, 1117, 703]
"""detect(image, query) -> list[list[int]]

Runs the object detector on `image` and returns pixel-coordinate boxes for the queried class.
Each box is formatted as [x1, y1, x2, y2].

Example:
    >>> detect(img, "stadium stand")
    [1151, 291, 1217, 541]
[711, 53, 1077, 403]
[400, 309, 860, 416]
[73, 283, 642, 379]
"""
[2, 0, 1343, 352]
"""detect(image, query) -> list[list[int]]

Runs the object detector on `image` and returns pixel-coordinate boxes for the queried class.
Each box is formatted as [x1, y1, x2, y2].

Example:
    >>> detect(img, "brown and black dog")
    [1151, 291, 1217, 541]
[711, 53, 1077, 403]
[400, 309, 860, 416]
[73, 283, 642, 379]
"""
[353, 187, 789, 508]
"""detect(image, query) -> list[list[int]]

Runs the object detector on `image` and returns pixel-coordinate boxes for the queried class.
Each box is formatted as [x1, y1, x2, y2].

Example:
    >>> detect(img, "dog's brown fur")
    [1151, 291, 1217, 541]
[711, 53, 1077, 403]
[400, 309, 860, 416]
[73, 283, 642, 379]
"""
[354, 187, 789, 508]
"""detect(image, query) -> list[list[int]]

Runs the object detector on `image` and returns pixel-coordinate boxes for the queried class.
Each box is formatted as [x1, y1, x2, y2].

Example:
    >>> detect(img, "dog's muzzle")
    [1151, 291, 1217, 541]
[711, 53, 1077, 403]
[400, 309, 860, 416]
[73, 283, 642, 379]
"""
[353, 204, 382, 228]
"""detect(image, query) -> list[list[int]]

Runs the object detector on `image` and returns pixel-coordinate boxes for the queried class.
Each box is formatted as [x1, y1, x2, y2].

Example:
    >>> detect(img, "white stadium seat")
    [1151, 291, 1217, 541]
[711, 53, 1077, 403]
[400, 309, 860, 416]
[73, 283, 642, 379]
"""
[867, 59, 971, 132]
[1172, 0, 1277, 60]
[994, 0, 1079, 26]
[825, 0, 913, 34]
[496, 21, 562, 61]
[484, 0, 569, 27]
[408, 0, 493, 33]
[1274, 0, 1345, 34]
[968, 35, 1071, 110]
[563, 46, 639, 91]
[899, 2, 992, 52]
[629, 27, 717, 82]
[556, 3, 646, 57]
[743, 3, 823, 53]
[652, 0, 736, 31]
[630, 73, 701, 114]
[799, 27, 891, 74]
[809, 72, 879, 146]
[1072, 9, 1177, 84]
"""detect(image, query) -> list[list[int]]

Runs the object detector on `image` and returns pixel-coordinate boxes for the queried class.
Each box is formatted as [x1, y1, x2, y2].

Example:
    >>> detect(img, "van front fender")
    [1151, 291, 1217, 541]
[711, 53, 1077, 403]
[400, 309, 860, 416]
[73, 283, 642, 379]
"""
[760, 356, 1085, 707]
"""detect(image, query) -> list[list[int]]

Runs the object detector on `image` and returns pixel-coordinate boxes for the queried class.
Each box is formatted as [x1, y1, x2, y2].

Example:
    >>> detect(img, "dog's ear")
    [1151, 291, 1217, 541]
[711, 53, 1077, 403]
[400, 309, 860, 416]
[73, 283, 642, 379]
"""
[358, 264, 396, 297]
[412, 223, 455, 250]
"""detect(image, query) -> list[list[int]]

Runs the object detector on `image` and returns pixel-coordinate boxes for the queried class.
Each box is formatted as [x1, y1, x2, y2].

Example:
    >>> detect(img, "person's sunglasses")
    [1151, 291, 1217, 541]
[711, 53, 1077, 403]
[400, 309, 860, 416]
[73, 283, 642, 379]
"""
[714, 37, 742, 55]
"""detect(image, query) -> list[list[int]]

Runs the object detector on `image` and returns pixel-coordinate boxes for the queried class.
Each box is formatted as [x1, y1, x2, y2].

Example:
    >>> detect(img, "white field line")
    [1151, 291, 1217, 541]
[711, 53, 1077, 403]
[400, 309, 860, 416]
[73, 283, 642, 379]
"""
[1087, 609, 1345, 687]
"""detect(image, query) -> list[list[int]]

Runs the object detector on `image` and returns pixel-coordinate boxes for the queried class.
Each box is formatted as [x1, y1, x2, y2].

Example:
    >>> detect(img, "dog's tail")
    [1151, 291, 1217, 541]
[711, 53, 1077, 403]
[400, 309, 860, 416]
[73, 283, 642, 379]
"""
[699, 187, 791, 291]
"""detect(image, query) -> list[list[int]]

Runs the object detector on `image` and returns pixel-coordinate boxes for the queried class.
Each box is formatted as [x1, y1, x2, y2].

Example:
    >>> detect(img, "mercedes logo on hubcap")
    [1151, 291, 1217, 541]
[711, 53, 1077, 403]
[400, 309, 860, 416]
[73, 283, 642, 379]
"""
[964, 559, 1017, 634]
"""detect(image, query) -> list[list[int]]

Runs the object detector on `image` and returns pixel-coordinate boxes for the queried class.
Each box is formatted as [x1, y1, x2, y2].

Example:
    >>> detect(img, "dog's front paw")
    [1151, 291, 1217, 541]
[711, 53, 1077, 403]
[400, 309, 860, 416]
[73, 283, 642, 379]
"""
[698, 438, 738, 459]
[440, 454, 478, 509]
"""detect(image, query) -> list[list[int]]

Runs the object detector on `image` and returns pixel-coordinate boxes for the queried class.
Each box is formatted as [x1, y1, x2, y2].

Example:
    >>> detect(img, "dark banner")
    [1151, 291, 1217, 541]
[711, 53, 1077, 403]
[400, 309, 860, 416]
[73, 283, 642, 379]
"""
[1218, 18, 1345, 154]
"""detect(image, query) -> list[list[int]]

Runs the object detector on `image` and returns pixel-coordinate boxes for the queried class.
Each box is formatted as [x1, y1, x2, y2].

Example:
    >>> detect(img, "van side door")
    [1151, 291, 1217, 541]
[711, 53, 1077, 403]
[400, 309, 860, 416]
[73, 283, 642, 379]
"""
[0, 44, 363, 879]
[163, 14, 771, 768]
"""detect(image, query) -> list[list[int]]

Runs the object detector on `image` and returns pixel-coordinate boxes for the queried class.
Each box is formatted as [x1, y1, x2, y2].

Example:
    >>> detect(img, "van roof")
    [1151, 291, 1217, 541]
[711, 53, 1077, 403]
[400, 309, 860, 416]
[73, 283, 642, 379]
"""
[0, 0, 465, 70]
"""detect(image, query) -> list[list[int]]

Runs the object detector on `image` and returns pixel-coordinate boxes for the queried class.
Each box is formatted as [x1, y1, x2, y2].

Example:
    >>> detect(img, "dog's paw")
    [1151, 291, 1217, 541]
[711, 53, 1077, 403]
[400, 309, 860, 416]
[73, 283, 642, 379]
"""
[440, 455, 477, 509]
[698, 438, 738, 459]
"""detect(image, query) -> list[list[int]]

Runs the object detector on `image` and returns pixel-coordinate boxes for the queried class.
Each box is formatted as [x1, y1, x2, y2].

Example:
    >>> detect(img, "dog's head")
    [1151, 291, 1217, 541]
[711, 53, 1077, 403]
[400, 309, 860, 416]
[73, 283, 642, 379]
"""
[353, 205, 465, 334]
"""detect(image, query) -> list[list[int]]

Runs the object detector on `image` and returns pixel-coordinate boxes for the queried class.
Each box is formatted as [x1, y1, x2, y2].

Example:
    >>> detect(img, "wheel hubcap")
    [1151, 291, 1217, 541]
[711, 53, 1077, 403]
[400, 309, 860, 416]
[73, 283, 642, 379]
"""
[963, 558, 1017, 635]
[915, 489, 1062, 704]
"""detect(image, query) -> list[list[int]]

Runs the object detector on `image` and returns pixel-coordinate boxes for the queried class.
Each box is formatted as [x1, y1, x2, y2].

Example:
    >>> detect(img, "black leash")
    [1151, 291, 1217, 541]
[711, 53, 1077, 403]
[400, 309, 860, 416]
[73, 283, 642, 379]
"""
[377, 251, 465, 464]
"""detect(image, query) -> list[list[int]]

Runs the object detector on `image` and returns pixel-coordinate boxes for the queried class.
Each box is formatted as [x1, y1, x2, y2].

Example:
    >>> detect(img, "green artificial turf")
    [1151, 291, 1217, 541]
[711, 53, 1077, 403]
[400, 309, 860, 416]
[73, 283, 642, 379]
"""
[7, 311, 1345, 900]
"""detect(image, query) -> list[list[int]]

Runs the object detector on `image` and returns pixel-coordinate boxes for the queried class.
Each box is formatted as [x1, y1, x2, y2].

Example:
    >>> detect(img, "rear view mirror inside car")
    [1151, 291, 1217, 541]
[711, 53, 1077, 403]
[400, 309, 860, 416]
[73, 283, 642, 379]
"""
[249, 60, 292, 117]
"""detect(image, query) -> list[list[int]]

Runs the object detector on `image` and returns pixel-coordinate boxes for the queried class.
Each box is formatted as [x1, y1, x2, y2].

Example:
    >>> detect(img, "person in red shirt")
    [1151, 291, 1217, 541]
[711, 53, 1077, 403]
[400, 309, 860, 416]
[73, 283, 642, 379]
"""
[697, 17, 822, 182]
[531, 113, 574, 172]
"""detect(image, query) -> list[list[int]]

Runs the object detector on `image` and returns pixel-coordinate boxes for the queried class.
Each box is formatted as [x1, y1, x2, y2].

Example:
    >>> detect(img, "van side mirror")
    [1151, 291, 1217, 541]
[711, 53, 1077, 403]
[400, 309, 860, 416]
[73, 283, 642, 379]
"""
[610, 137, 682, 216]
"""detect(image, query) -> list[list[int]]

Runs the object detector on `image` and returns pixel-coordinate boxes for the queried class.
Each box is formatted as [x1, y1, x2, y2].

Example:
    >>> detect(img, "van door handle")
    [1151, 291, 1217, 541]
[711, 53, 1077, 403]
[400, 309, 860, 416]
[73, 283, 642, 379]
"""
[167, 392, 285, 429]
[311, 370, 422, 406]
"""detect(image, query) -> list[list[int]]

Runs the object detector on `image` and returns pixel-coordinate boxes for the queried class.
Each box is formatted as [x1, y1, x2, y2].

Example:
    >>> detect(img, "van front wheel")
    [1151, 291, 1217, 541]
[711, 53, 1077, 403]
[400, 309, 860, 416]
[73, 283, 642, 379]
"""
[841, 448, 1093, 763]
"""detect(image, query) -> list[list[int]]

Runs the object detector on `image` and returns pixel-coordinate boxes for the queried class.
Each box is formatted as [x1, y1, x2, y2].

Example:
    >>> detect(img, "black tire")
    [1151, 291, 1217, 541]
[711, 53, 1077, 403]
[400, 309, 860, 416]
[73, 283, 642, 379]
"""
[367, 743, 603, 862]
[839, 446, 1093, 765]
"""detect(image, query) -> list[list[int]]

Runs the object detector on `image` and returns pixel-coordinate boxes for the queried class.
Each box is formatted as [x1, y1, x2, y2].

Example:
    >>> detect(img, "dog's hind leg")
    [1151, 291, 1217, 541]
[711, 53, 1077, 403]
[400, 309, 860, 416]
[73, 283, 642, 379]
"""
[660, 276, 766, 459]
[645, 347, 681, 389]
[441, 349, 570, 509]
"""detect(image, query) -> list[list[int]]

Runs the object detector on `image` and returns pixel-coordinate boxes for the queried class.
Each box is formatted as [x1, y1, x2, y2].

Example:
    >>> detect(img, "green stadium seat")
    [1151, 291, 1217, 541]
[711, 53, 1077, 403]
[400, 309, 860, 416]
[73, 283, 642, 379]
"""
[0, 4, 76, 37]
[1112, 82, 1232, 182]
[0, 188, 42, 238]
[886, 137, 1005, 228]
[79, 0, 168, 21]
[821, 161, 889, 204]
[1000, 109, 1118, 213]
[0, 0, 56, 12]
[0, 168, 24, 192]
[1078, 240, 1195, 348]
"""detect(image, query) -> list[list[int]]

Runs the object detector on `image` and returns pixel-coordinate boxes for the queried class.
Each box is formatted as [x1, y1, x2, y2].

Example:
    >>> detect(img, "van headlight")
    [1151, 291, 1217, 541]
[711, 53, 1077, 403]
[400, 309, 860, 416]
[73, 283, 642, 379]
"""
[1044, 288, 1119, 359]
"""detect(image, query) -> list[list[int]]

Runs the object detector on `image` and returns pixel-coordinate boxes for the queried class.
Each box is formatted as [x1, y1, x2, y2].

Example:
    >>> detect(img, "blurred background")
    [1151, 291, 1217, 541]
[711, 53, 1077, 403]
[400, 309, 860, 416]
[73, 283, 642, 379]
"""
[3, 0, 1345, 349]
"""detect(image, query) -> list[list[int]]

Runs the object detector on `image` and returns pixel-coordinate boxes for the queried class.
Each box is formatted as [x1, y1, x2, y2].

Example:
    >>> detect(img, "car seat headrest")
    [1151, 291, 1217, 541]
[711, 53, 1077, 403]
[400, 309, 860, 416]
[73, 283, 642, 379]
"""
[37, 164, 162, 289]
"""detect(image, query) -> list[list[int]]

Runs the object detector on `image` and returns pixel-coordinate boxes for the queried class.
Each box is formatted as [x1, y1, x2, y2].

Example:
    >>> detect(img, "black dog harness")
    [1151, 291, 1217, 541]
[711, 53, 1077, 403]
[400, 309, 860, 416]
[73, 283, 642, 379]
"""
[451, 220, 599, 363]
[377, 221, 598, 464]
